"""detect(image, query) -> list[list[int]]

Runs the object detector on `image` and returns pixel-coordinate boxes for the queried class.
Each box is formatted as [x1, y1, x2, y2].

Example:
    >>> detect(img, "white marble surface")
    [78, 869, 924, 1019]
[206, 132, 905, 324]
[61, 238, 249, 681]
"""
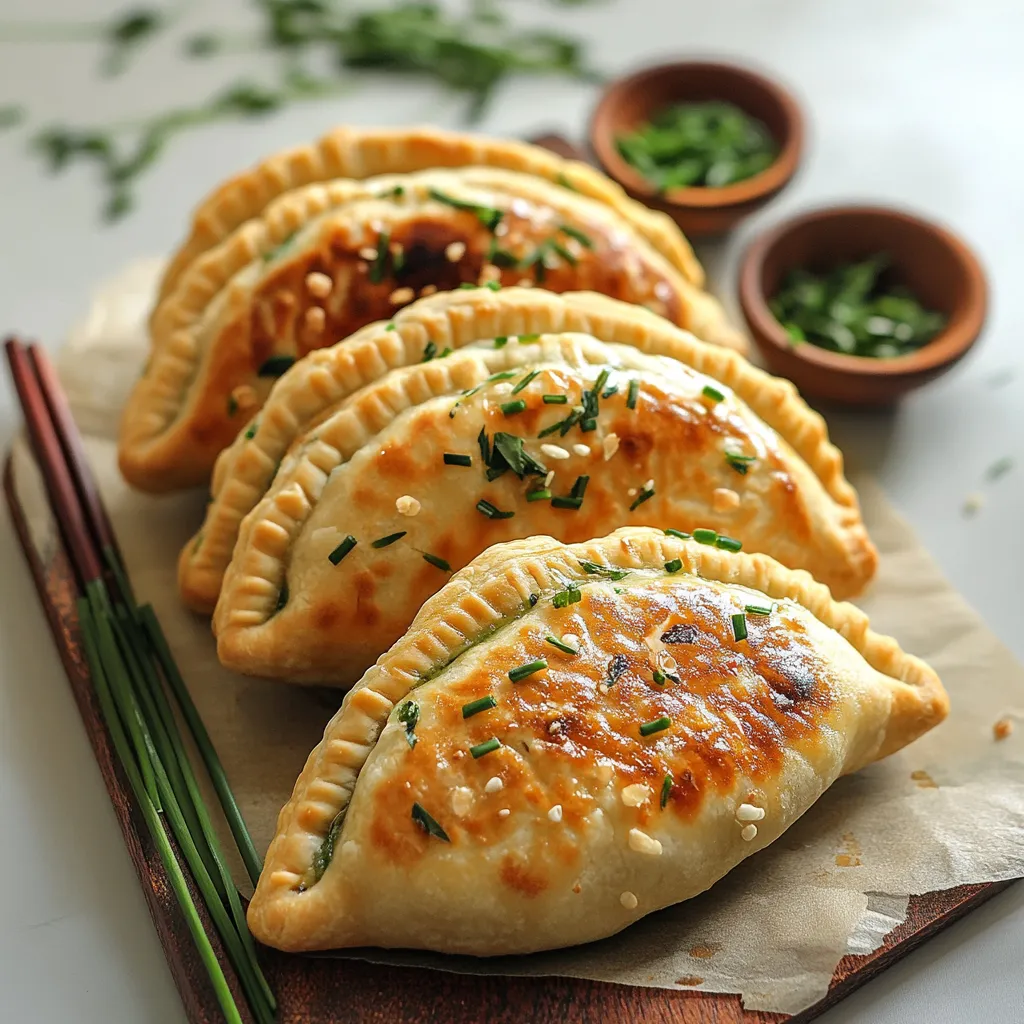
[1, 0, 1022, 1020]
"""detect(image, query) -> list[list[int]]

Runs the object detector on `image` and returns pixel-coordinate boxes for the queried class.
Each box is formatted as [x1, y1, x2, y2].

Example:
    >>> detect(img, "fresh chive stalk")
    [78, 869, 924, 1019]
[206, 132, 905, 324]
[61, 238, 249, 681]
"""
[462, 695, 497, 718]
[664, 558, 682, 573]
[640, 715, 672, 737]
[372, 531, 407, 548]
[470, 737, 501, 759]
[509, 658, 548, 683]
[545, 635, 578, 655]
[732, 612, 748, 642]
[664, 528, 690, 540]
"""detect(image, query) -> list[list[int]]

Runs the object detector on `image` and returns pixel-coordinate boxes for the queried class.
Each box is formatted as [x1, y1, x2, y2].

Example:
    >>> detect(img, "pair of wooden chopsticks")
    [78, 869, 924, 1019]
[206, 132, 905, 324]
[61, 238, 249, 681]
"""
[4, 338, 274, 1024]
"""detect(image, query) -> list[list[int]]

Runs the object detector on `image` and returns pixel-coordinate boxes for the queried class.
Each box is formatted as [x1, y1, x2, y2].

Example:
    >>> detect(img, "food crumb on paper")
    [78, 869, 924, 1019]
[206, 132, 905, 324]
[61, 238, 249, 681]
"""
[994, 717, 1014, 741]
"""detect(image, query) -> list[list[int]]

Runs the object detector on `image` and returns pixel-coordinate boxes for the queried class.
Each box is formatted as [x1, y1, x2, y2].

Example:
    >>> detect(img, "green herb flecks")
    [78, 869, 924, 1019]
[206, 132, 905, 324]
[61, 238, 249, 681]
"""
[462, 694, 497, 718]
[559, 223, 594, 249]
[428, 187, 503, 231]
[664, 558, 682, 573]
[665, 528, 690, 540]
[640, 715, 672, 737]
[244, 420, 258, 441]
[731, 613, 748, 642]
[660, 774, 673, 808]
[552, 584, 582, 609]
[509, 658, 548, 683]
[443, 452, 473, 467]
[543, 393, 568, 404]
[489, 432, 548, 480]
[476, 499, 514, 520]
[702, 384, 725, 403]
[411, 802, 449, 841]
[274, 581, 289, 614]
[511, 369, 540, 394]
[328, 534, 358, 565]
[693, 528, 718, 545]
[545, 635, 579, 656]
[422, 552, 451, 572]
[626, 378, 640, 409]
[470, 737, 501, 759]
[630, 482, 655, 511]
[256, 354, 295, 378]
[716, 535, 743, 553]
[397, 700, 419, 748]
[369, 228, 390, 283]
[372, 531, 407, 549]
[578, 559, 629, 582]
[526, 488, 552, 502]
[501, 398, 527, 416]
[769, 253, 947, 358]
[616, 100, 777, 191]
[725, 451, 756, 475]
[227, 394, 238, 417]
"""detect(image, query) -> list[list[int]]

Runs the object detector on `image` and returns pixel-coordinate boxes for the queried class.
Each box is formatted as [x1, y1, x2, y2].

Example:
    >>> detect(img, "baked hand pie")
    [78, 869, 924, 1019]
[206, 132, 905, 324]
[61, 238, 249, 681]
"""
[246, 527, 947, 955]
[122, 139, 744, 494]
[155, 125, 704, 304]
[212, 329, 877, 686]
[181, 288, 869, 616]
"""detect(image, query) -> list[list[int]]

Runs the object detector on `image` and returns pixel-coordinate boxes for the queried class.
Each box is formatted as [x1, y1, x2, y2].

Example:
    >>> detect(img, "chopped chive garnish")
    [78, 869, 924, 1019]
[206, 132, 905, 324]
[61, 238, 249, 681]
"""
[630, 484, 655, 511]
[385, 322, 396, 331]
[477, 426, 490, 465]
[485, 280, 502, 292]
[422, 340, 438, 362]
[543, 394, 568, 404]
[551, 496, 582, 510]
[275, 581, 289, 614]
[580, 417, 597, 432]
[459, 282, 478, 289]
[745, 604, 773, 616]
[476, 499, 514, 520]
[732, 613, 748, 642]
[559, 223, 594, 248]
[397, 700, 419, 748]
[665, 528, 690, 540]
[652, 669, 667, 685]
[546, 635, 578, 655]
[244, 422, 258, 440]
[427, 187, 503, 231]
[526, 488, 552, 502]
[552, 585, 582, 609]
[371, 531, 406, 549]
[411, 802, 449, 841]
[725, 451, 756, 475]
[227, 394, 238, 417]
[501, 399, 527, 416]
[509, 659, 548, 683]
[494, 336, 509, 348]
[551, 240, 577, 266]
[626, 379, 640, 409]
[640, 716, 671, 737]
[606, 653, 628, 687]
[702, 384, 726, 403]
[716, 535, 743, 552]
[462, 695, 497, 718]
[511, 370, 540, 395]
[693, 528, 718, 545]
[369, 228, 390, 284]
[328, 535, 357, 565]
[422, 552, 451, 572]
[491, 432, 547, 478]
[443, 453, 473, 467]
[572, 475, 590, 498]
[660, 774, 673, 808]
[257, 354, 295, 377]
[602, 384, 619, 399]
[664, 558, 682, 573]
[578, 560, 629, 581]
[470, 737, 501, 759]
[517, 333, 541, 343]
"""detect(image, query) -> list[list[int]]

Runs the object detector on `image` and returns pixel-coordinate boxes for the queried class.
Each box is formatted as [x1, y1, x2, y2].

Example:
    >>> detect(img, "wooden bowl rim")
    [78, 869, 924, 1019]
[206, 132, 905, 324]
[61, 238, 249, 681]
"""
[737, 203, 989, 379]
[589, 59, 804, 210]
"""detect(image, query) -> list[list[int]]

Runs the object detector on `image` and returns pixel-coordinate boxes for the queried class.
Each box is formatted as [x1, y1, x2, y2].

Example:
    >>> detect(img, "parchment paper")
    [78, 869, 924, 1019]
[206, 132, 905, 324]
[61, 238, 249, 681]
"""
[28, 261, 1024, 1015]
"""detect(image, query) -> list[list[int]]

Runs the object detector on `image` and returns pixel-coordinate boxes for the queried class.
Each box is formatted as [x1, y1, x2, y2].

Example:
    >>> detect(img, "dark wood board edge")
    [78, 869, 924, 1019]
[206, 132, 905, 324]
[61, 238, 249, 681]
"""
[3, 447, 1015, 1024]
[3, 455, 256, 1024]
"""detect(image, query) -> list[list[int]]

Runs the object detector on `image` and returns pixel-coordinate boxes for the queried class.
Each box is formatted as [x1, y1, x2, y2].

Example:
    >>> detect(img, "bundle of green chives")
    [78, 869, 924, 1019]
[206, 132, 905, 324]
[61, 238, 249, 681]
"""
[78, 547, 275, 1024]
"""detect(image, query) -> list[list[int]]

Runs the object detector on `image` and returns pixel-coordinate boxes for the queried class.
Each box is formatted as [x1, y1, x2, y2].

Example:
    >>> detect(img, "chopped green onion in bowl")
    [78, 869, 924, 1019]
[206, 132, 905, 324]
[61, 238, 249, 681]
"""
[615, 100, 778, 192]
[769, 253, 947, 359]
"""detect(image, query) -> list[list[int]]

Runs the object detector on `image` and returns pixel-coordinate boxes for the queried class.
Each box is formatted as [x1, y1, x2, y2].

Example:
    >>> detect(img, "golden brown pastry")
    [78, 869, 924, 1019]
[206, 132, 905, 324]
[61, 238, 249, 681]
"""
[180, 288, 867, 616]
[246, 527, 947, 955]
[123, 143, 744, 494]
[212, 330, 877, 686]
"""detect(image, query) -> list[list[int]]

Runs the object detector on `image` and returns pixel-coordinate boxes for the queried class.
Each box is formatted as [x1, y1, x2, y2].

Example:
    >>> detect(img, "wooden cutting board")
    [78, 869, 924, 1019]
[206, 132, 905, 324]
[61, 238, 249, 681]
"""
[4, 448, 1010, 1023]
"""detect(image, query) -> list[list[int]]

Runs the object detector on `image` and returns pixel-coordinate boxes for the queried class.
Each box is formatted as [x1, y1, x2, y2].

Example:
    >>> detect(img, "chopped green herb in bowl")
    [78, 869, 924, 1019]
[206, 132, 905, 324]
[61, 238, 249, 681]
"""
[769, 254, 947, 358]
[615, 101, 778, 192]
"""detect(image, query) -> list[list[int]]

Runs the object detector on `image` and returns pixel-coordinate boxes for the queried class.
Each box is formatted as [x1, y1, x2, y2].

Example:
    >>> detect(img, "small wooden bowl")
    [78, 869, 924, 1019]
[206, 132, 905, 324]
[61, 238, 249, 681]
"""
[738, 205, 988, 406]
[590, 60, 804, 237]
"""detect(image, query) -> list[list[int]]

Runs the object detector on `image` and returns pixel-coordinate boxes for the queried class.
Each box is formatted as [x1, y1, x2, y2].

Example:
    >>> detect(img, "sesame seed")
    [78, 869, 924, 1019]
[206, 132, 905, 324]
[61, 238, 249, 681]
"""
[736, 803, 765, 822]
[572, 881, 582, 894]
[541, 443, 571, 460]
[572, 444, 590, 457]
[305, 271, 333, 298]
[560, 633, 579, 651]
[358, 246, 378, 261]
[498, 808, 510, 818]
[741, 823, 758, 842]
[517, 277, 534, 288]
[620, 891, 638, 910]
[544, 470, 555, 487]
[620, 783, 650, 807]
[396, 495, 421, 516]
[451, 786, 474, 817]
[603, 433, 620, 461]
[644, 478, 654, 491]
[628, 827, 663, 856]
[627, 487, 638, 497]
[548, 804, 563, 822]
[994, 717, 1014, 740]
[420, 284, 438, 297]
[356, 260, 369, 274]
[713, 487, 741, 513]
[304, 306, 326, 332]
[230, 384, 258, 410]
[445, 241, 466, 262]
[389, 286, 415, 306]
[484, 776, 504, 794]
[548, 721, 563, 735]
[494, 222, 509, 237]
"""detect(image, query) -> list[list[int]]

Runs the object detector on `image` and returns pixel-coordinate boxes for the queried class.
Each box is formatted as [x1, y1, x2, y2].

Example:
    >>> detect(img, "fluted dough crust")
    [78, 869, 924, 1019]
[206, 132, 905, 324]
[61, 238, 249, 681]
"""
[246, 527, 946, 955]
[182, 289, 871, 617]
[212, 329, 877, 686]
